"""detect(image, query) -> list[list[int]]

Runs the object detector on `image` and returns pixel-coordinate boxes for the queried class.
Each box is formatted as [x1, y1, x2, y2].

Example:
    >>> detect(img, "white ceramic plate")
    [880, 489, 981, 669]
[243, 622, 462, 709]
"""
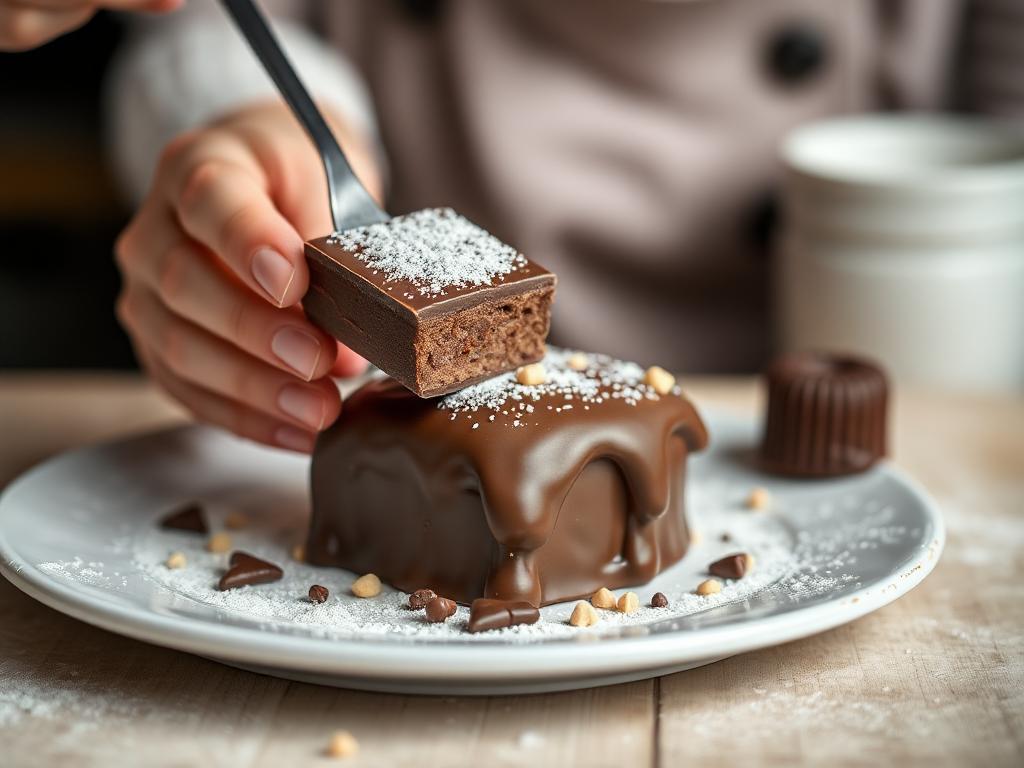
[0, 411, 943, 695]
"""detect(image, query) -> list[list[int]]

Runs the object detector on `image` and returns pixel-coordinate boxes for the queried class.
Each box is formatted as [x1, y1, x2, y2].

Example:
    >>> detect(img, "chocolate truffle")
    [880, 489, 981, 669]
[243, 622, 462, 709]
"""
[760, 352, 888, 478]
[304, 208, 556, 398]
[308, 349, 708, 606]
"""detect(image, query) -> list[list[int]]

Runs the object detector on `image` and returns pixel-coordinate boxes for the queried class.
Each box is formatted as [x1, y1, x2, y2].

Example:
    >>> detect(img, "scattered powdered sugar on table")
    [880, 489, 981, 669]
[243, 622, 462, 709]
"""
[0, 659, 148, 735]
[328, 207, 526, 296]
[439, 347, 669, 427]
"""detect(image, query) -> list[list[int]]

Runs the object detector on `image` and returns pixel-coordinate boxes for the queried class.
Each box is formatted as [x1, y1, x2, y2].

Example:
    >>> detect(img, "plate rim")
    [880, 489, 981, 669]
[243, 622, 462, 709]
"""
[0, 424, 945, 684]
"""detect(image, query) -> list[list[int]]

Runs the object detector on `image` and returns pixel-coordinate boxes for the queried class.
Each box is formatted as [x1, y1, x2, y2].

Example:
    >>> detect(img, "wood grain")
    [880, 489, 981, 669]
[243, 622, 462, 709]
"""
[0, 373, 1021, 768]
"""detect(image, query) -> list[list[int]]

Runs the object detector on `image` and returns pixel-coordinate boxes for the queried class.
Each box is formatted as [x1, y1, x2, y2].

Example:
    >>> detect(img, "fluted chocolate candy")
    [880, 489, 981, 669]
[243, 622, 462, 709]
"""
[304, 208, 556, 398]
[308, 348, 708, 607]
[760, 352, 888, 478]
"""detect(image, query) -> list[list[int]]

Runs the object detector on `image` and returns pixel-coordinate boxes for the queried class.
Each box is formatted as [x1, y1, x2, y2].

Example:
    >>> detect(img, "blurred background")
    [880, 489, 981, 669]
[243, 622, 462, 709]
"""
[0, 14, 134, 369]
[1, 1, 1022, 388]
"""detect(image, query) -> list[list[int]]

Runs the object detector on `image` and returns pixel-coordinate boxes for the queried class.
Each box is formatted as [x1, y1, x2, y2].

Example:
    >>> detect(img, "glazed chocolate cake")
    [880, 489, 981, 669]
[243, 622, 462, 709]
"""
[308, 349, 708, 607]
[304, 208, 556, 397]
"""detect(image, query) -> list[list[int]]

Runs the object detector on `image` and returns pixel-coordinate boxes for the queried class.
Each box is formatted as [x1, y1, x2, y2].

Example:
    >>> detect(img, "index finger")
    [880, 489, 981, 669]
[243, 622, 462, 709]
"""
[174, 158, 309, 308]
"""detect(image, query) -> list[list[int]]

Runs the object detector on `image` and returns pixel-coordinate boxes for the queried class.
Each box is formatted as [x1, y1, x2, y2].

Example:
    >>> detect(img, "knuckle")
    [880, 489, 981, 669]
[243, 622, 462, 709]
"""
[156, 132, 197, 177]
[228, 296, 255, 348]
[113, 225, 138, 273]
[218, 201, 263, 261]
[179, 159, 224, 213]
[228, 360, 256, 404]
[114, 290, 134, 332]
[0, 14, 45, 50]
[156, 247, 189, 310]
[159, 323, 188, 376]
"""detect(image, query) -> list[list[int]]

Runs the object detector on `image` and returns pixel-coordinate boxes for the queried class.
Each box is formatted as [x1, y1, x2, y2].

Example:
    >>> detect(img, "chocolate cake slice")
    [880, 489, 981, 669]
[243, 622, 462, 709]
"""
[308, 348, 708, 607]
[304, 208, 556, 397]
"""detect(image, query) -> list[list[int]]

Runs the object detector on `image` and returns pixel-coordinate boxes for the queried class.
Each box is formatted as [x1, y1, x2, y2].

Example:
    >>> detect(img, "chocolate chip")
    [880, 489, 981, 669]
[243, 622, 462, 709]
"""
[308, 584, 329, 603]
[467, 598, 539, 633]
[720, 532, 732, 543]
[158, 502, 207, 534]
[424, 596, 457, 623]
[407, 588, 437, 610]
[708, 553, 751, 580]
[218, 551, 284, 591]
[651, 592, 669, 608]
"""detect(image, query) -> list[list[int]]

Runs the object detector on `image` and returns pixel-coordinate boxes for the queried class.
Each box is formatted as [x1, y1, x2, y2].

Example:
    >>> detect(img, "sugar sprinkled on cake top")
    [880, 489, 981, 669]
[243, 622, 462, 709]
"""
[328, 208, 526, 296]
[439, 347, 679, 427]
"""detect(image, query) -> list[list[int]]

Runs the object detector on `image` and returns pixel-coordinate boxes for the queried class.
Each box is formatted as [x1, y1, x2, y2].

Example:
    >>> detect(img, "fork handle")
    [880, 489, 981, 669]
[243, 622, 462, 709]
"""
[220, 0, 388, 232]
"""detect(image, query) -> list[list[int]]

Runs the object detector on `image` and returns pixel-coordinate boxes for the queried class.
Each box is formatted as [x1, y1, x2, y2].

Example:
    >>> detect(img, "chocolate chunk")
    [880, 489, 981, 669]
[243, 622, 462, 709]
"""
[303, 208, 557, 398]
[720, 532, 732, 543]
[158, 502, 207, 534]
[651, 592, 669, 608]
[467, 599, 540, 633]
[424, 596, 457, 623]
[407, 588, 437, 610]
[218, 551, 284, 591]
[308, 584, 329, 603]
[708, 554, 750, 580]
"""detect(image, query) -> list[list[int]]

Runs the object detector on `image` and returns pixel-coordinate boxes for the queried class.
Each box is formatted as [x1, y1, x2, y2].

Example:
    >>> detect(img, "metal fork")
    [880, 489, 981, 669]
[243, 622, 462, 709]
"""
[220, 0, 389, 233]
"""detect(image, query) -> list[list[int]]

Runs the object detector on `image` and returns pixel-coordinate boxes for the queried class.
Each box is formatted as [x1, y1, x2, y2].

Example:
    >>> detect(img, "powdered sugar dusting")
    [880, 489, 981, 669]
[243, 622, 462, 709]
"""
[439, 347, 666, 427]
[24, 475, 932, 646]
[328, 207, 526, 296]
[113, 505, 793, 643]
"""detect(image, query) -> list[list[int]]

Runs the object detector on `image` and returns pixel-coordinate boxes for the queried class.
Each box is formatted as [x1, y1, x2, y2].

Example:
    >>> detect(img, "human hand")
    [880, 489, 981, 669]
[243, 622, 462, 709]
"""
[115, 100, 381, 452]
[0, 0, 180, 52]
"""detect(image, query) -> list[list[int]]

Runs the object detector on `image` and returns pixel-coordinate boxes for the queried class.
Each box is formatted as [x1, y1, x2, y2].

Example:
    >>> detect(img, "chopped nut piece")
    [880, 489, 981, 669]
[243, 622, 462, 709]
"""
[224, 512, 249, 530]
[690, 529, 703, 546]
[351, 573, 382, 598]
[424, 596, 457, 623]
[516, 363, 547, 386]
[566, 353, 589, 371]
[569, 601, 599, 627]
[651, 592, 669, 608]
[206, 532, 232, 553]
[591, 587, 617, 610]
[746, 487, 770, 511]
[291, 543, 306, 562]
[165, 551, 187, 570]
[643, 365, 676, 395]
[327, 730, 359, 759]
[617, 591, 640, 614]
[309, 584, 329, 604]
[696, 579, 722, 596]
[709, 552, 755, 580]
[407, 588, 437, 610]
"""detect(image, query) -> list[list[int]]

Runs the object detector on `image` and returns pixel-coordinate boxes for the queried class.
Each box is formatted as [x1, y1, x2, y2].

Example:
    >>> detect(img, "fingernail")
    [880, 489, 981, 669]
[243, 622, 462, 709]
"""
[252, 247, 295, 305]
[274, 425, 316, 453]
[272, 326, 323, 380]
[278, 384, 327, 430]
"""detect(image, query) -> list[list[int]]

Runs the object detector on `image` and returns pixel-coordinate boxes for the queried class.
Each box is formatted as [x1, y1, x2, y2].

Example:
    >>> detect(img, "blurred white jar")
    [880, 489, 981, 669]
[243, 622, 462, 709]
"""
[778, 115, 1024, 392]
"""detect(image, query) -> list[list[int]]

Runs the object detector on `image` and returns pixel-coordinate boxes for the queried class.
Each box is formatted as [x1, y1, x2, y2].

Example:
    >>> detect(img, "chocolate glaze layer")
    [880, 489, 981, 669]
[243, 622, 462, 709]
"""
[308, 350, 708, 606]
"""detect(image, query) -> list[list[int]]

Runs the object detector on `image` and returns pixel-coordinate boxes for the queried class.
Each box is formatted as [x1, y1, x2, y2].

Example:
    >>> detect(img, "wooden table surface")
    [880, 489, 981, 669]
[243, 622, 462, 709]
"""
[1, 373, 1021, 768]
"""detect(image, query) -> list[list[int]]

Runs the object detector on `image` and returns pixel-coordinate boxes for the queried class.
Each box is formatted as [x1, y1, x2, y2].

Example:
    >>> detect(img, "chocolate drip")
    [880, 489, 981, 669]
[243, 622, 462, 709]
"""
[474, 405, 704, 604]
[308, 363, 707, 607]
